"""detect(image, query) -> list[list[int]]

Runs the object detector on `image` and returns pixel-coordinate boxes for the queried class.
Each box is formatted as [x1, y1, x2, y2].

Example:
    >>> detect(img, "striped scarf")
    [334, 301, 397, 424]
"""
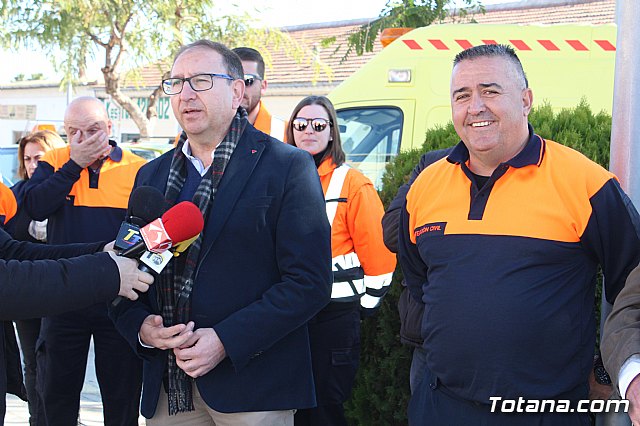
[159, 109, 247, 414]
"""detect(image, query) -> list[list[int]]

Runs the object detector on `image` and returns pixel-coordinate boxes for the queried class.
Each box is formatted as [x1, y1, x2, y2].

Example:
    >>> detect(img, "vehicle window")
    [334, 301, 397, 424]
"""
[336, 107, 403, 189]
[128, 148, 158, 161]
[0, 147, 19, 186]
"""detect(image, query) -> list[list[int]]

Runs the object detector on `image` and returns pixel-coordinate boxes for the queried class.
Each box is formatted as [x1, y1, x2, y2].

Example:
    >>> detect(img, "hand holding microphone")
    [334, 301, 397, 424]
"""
[109, 186, 166, 302]
[113, 197, 204, 305]
[108, 252, 155, 301]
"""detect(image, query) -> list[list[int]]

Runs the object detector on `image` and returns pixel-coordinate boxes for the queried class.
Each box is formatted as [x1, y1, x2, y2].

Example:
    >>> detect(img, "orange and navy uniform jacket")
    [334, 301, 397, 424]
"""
[253, 101, 287, 142]
[399, 126, 640, 405]
[23, 141, 145, 244]
[0, 182, 17, 227]
[319, 158, 396, 313]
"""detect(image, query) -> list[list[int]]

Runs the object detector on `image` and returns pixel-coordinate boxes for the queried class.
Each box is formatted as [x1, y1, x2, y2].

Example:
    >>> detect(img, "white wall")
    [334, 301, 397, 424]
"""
[0, 85, 181, 145]
[0, 84, 334, 146]
[0, 85, 90, 145]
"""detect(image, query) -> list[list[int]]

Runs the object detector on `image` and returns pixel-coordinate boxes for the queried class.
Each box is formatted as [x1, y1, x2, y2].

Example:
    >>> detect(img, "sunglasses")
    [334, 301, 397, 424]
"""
[291, 117, 332, 132]
[244, 74, 262, 87]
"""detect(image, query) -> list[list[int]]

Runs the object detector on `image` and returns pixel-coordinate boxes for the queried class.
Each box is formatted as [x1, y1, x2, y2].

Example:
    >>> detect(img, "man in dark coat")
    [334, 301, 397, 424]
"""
[0, 227, 153, 423]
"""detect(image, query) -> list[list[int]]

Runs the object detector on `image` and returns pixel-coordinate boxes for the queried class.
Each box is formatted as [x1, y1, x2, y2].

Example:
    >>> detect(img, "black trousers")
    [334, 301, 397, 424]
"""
[37, 303, 142, 426]
[295, 303, 361, 426]
[409, 365, 591, 426]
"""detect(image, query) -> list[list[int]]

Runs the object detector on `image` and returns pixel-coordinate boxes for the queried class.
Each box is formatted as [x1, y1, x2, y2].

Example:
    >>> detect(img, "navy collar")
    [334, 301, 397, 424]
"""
[447, 123, 545, 169]
[106, 139, 123, 163]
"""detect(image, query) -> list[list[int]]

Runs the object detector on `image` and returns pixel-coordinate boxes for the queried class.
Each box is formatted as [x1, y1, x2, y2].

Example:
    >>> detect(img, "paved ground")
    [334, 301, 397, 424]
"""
[5, 338, 145, 425]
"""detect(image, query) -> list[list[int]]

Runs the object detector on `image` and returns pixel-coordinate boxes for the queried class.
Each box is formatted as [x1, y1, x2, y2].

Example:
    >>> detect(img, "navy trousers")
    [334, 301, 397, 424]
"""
[409, 365, 591, 426]
[37, 303, 142, 426]
[295, 303, 361, 426]
[15, 318, 44, 425]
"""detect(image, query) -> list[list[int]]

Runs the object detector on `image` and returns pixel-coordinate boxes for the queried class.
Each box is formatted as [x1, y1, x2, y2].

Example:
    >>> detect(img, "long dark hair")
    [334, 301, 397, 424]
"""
[286, 95, 345, 167]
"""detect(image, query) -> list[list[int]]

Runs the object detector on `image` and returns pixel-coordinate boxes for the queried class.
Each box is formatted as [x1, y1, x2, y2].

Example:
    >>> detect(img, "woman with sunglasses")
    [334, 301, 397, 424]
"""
[8, 130, 66, 425]
[287, 96, 396, 426]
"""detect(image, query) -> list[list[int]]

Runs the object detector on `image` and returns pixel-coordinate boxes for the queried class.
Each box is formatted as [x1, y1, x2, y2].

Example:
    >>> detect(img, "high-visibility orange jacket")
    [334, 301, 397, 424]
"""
[0, 182, 17, 226]
[253, 101, 287, 142]
[24, 142, 145, 244]
[318, 158, 396, 312]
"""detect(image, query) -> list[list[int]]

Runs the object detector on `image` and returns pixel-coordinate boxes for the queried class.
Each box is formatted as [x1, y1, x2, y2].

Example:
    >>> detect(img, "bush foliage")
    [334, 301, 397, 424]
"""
[344, 101, 612, 425]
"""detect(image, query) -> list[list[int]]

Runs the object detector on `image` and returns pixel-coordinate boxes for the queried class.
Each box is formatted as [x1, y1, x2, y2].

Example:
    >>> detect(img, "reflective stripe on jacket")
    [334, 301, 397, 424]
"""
[253, 101, 286, 141]
[320, 159, 396, 310]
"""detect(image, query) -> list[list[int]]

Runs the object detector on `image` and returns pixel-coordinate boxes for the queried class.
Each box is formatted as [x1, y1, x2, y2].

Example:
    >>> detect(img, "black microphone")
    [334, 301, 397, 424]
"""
[126, 186, 168, 226]
[114, 186, 167, 252]
[111, 186, 166, 306]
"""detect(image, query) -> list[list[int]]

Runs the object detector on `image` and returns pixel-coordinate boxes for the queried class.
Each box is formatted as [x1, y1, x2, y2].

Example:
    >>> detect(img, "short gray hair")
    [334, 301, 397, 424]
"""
[453, 44, 528, 88]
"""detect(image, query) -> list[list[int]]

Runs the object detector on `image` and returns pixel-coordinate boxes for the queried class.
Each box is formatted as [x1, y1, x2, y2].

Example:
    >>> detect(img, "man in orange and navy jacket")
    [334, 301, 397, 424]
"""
[233, 47, 287, 141]
[23, 96, 146, 426]
[399, 44, 640, 425]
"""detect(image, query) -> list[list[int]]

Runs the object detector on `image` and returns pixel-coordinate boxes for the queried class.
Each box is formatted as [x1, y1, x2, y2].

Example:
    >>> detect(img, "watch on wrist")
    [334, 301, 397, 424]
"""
[594, 353, 612, 386]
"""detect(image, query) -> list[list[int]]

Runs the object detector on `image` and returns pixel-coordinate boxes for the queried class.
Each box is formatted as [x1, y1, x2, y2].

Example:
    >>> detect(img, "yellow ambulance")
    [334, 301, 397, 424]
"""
[329, 24, 617, 187]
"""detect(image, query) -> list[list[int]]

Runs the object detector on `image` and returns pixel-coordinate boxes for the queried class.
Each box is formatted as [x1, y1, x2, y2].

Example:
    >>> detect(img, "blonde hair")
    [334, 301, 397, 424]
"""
[18, 130, 66, 180]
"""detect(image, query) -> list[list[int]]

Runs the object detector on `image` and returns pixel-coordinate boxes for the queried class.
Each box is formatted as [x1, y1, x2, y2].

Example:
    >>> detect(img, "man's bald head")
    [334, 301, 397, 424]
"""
[64, 97, 112, 144]
[64, 97, 109, 122]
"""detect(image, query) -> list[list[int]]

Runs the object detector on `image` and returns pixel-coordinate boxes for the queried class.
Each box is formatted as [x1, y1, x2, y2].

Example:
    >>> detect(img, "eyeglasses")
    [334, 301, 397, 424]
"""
[291, 117, 332, 132]
[244, 74, 263, 87]
[162, 73, 234, 95]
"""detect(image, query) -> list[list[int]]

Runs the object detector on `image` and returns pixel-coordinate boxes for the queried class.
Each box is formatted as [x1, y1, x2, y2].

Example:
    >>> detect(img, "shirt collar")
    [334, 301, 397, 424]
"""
[107, 140, 122, 162]
[182, 139, 213, 176]
[447, 123, 545, 169]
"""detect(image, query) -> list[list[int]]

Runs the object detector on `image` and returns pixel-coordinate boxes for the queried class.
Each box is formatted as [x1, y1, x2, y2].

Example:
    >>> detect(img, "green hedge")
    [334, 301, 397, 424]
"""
[344, 100, 612, 425]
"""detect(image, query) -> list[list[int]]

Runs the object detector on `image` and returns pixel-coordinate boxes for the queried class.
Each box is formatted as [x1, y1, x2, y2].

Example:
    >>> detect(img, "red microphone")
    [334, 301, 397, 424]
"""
[120, 201, 204, 258]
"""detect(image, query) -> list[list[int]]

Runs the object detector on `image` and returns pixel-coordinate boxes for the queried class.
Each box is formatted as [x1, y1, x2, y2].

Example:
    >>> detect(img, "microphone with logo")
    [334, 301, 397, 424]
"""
[111, 200, 204, 306]
[114, 186, 168, 252]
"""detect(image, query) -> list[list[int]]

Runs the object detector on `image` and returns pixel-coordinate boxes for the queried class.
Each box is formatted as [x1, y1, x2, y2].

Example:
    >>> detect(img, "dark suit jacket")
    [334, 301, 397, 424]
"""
[603, 264, 640, 394]
[0, 228, 119, 421]
[109, 125, 332, 417]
